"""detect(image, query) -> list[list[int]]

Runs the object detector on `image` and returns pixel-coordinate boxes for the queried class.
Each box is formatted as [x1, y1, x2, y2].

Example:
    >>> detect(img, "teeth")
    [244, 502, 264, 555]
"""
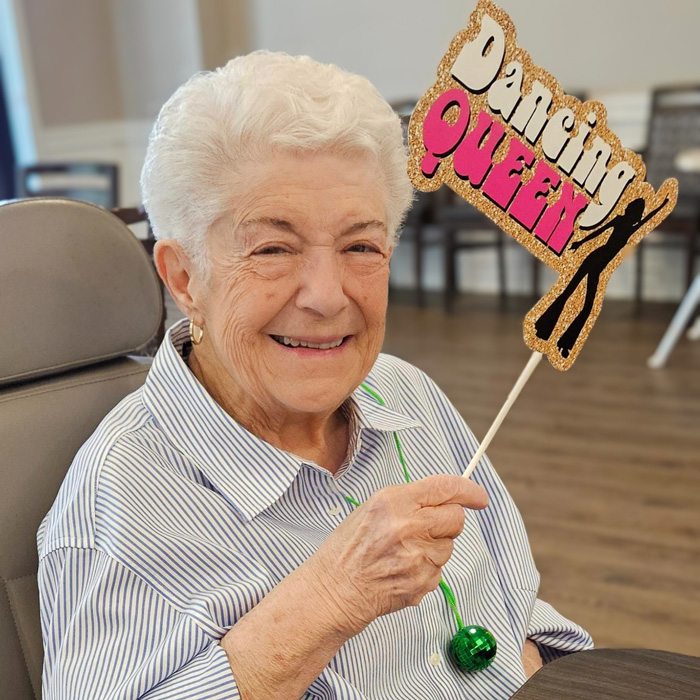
[272, 335, 344, 349]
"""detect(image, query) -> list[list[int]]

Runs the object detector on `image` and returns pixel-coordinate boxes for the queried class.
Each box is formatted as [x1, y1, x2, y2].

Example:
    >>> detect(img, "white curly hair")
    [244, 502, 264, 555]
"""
[140, 50, 414, 279]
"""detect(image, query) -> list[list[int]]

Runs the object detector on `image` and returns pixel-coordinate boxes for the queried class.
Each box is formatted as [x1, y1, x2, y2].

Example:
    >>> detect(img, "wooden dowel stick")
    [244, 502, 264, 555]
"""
[463, 351, 543, 479]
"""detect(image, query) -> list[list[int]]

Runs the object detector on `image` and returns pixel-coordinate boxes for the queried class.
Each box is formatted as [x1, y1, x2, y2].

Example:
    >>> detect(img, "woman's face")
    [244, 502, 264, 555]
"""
[193, 150, 393, 422]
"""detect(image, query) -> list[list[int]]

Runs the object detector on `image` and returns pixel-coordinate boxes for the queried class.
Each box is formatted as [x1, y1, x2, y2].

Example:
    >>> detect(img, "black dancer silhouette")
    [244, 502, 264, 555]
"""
[535, 197, 668, 358]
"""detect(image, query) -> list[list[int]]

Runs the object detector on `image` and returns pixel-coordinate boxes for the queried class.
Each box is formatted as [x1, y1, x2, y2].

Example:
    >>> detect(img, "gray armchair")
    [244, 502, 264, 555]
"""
[0, 198, 163, 698]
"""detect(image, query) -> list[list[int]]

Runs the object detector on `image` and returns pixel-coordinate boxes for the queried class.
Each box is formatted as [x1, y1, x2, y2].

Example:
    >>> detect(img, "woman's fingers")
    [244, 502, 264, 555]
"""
[307, 473, 490, 631]
[407, 473, 489, 511]
[423, 537, 455, 568]
[418, 502, 466, 540]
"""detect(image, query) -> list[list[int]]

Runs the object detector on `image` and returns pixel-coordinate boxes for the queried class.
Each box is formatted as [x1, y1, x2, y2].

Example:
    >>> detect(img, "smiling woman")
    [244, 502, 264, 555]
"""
[162, 149, 394, 468]
[37, 51, 592, 700]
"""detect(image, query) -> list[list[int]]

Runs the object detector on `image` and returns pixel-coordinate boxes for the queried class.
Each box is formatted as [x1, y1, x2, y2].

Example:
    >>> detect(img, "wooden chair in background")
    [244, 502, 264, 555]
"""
[436, 188, 508, 313]
[636, 85, 700, 304]
[16, 162, 119, 210]
[391, 99, 509, 311]
[391, 99, 438, 307]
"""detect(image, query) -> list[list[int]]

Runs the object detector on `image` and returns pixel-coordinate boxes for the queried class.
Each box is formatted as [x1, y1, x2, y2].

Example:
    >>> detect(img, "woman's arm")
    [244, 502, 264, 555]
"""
[522, 639, 544, 678]
[220, 561, 356, 700]
[41, 545, 357, 700]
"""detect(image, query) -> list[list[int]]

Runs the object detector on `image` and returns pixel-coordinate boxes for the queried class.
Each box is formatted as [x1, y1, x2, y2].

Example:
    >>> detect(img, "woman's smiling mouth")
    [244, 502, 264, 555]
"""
[269, 334, 351, 350]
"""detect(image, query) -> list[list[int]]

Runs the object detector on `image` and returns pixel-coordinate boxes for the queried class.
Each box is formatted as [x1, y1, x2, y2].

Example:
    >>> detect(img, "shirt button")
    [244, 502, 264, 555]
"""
[327, 504, 342, 517]
[429, 652, 442, 667]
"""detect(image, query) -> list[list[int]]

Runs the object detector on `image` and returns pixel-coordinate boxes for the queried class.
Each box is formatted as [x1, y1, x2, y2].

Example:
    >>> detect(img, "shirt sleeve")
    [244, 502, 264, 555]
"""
[39, 546, 241, 700]
[527, 597, 594, 663]
[412, 365, 594, 660]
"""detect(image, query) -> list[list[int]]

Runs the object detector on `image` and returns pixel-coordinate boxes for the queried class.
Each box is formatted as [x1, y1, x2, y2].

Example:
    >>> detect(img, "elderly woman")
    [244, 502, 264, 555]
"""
[38, 51, 592, 700]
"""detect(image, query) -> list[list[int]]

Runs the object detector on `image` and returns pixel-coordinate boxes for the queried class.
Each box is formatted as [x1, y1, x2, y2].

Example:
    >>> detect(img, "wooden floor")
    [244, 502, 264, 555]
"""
[382, 292, 700, 656]
[163, 290, 699, 654]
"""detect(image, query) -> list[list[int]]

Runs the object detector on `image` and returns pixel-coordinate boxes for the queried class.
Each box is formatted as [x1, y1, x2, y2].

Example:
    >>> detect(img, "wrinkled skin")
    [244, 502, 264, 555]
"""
[304, 473, 489, 634]
[156, 150, 392, 465]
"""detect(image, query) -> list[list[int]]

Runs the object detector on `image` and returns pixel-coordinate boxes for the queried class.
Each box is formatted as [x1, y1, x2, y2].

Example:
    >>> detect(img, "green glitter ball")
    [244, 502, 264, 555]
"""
[449, 625, 497, 671]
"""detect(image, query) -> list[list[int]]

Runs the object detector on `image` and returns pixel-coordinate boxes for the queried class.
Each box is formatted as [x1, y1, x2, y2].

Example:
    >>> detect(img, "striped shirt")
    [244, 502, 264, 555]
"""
[38, 317, 593, 700]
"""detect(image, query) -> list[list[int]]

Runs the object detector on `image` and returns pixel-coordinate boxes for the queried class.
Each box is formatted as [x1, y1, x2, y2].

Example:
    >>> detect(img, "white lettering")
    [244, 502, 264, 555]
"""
[573, 135, 612, 195]
[510, 80, 553, 144]
[557, 112, 597, 174]
[542, 107, 576, 161]
[579, 162, 637, 228]
[488, 61, 523, 121]
[451, 14, 506, 93]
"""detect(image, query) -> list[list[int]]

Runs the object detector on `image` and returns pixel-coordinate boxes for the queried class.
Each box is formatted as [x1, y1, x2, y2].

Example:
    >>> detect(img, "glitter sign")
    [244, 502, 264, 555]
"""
[408, 0, 678, 370]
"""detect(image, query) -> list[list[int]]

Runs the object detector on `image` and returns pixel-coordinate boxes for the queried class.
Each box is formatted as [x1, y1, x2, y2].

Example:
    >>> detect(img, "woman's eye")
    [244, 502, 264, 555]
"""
[254, 246, 288, 255]
[347, 244, 380, 253]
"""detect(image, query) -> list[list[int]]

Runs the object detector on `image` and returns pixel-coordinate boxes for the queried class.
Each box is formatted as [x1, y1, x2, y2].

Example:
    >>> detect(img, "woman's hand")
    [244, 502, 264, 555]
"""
[302, 474, 489, 636]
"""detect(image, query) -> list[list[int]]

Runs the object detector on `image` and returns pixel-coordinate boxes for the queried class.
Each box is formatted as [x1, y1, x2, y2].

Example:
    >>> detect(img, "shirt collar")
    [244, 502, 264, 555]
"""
[142, 318, 422, 522]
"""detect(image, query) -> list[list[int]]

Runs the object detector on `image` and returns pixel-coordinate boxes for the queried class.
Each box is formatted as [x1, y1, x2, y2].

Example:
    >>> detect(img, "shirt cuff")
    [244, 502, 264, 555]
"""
[527, 598, 594, 664]
[141, 641, 240, 700]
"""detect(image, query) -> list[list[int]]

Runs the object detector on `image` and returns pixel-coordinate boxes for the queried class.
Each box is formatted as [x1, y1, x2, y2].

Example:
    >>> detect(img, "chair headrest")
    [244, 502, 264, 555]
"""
[0, 198, 163, 386]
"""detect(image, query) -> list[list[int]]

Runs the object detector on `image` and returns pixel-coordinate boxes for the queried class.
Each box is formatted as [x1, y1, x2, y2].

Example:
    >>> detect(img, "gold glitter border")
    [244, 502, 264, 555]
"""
[407, 0, 678, 371]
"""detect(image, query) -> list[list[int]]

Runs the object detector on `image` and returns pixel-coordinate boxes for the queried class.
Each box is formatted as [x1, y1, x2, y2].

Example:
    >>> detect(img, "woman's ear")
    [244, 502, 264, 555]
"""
[153, 239, 205, 323]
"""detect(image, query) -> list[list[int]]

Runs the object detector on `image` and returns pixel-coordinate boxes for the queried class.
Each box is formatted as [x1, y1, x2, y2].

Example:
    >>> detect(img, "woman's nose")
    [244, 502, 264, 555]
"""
[295, 249, 350, 317]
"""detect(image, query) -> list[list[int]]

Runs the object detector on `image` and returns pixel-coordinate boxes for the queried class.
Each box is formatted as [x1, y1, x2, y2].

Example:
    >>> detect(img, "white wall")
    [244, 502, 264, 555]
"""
[108, 0, 203, 120]
[3, 0, 203, 208]
[252, 0, 700, 102]
[22, 0, 123, 126]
